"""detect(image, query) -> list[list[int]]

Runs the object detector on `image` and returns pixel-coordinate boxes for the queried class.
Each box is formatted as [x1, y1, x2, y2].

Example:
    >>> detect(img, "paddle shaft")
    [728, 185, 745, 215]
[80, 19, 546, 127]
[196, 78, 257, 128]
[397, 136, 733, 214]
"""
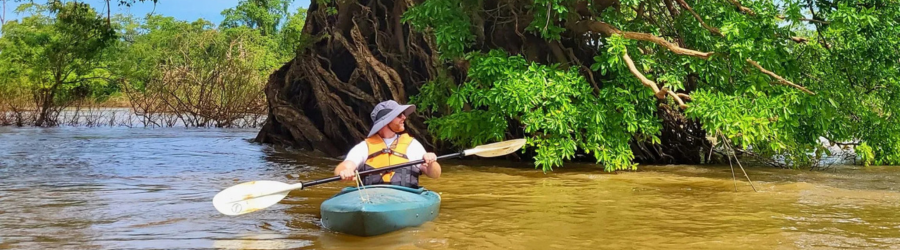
[213, 138, 525, 215]
[301, 152, 462, 188]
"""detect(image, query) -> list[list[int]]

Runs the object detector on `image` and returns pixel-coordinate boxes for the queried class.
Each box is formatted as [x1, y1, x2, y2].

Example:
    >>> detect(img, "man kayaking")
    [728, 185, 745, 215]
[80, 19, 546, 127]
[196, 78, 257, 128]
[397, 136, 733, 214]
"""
[333, 100, 441, 188]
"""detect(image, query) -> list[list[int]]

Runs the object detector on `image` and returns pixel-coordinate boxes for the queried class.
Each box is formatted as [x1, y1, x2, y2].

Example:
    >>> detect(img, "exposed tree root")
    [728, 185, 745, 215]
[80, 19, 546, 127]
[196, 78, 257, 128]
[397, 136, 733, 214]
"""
[255, 0, 436, 157]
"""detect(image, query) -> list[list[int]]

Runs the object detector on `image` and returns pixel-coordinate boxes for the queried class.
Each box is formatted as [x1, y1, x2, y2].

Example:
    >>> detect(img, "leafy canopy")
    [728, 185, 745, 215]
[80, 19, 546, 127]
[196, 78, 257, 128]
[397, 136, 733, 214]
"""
[404, 0, 900, 171]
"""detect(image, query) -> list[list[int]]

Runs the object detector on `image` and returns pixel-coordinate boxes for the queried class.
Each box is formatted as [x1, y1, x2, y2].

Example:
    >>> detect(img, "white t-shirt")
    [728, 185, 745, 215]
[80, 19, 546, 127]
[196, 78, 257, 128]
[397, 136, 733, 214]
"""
[343, 134, 426, 169]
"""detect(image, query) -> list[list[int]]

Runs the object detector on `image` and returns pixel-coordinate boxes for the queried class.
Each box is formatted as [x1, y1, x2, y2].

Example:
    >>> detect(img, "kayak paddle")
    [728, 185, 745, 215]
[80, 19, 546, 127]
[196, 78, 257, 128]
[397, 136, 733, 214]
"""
[212, 138, 527, 216]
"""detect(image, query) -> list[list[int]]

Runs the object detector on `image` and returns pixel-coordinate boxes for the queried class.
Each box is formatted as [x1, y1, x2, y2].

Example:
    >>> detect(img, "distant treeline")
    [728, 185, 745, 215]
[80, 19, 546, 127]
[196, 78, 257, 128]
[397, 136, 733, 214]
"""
[0, 0, 305, 128]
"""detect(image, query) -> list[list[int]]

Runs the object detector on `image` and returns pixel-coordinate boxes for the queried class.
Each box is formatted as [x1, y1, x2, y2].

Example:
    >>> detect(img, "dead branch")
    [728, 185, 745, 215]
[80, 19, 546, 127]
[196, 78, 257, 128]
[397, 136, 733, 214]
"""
[746, 59, 816, 95]
[718, 130, 758, 192]
[572, 20, 714, 59]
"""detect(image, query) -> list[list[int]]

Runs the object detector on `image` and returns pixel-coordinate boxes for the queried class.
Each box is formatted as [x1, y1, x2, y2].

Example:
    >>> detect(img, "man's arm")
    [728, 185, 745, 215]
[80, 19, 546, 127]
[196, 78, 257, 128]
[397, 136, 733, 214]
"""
[410, 139, 441, 179]
[334, 142, 367, 181]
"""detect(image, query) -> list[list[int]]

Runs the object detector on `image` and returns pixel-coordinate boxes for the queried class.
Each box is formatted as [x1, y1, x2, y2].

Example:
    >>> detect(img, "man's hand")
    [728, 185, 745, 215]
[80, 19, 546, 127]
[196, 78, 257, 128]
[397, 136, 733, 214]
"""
[334, 160, 358, 182]
[420, 152, 441, 178]
[339, 169, 357, 182]
[422, 152, 437, 169]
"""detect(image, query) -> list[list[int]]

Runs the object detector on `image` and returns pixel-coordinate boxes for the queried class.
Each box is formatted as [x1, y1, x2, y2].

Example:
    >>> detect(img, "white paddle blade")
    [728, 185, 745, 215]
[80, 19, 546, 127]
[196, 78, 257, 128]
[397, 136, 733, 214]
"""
[212, 180, 294, 216]
[464, 138, 527, 157]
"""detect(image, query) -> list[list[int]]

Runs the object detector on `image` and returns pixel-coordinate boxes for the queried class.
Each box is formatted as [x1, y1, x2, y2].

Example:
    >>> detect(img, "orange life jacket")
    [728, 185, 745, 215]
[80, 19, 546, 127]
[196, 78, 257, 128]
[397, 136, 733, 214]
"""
[357, 133, 421, 188]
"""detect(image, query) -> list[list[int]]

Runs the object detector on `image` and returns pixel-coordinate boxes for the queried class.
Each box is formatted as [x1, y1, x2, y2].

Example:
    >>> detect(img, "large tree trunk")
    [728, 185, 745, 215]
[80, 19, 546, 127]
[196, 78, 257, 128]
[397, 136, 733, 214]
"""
[254, 0, 440, 157]
[255, 0, 711, 164]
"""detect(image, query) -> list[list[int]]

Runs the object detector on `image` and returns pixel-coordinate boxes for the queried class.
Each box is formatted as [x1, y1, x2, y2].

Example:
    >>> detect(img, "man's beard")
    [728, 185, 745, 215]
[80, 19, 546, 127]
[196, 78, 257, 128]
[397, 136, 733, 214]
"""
[388, 122, 405, 133]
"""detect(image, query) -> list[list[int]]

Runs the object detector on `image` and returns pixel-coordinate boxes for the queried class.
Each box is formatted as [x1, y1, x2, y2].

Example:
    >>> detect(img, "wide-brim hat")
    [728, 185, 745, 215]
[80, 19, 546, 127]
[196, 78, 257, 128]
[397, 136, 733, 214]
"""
[367, 100, 416, 137]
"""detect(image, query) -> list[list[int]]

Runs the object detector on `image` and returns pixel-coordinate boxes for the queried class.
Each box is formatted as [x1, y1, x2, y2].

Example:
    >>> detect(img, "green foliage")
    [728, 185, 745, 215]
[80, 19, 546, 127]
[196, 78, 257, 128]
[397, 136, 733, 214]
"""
[525, 0, 570, 40]
[279, 6, 308, 56]
[0, 1, 117, 125]
[221, 0, 293, 37]
[401, 0, 474, 59]
[221, 0, 307, 62]
[1, 1, 306, 127]
[423, 49, 660, 171]
[409, 71, 455, 114]
[856, 142, 875, 167]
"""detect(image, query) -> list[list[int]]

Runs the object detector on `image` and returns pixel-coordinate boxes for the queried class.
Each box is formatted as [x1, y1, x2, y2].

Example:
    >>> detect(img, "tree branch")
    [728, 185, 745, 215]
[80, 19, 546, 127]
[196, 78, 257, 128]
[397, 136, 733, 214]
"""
[106, 0, 111, 28]
[746, 58, 815, 95]
[663, 0, 680, 18]
[622, 48, 688, 108]
[791, 36, 808, 43]
[63, 76, 115, 85]
[676, 0, 723, 37]
[725, 0, 755, 16]
[804, 0, 832, 50]
[1, 0, 6, 25]
[622, 49, 661, 93]
[572, 20, 714, 59]
[668, 89, 688, 109]
[777, 15, 831, 24]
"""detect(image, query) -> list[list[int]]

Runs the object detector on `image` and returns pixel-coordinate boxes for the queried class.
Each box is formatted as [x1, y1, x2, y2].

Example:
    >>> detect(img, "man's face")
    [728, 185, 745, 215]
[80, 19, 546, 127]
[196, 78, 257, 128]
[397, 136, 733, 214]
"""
[387, 113, 407, 133]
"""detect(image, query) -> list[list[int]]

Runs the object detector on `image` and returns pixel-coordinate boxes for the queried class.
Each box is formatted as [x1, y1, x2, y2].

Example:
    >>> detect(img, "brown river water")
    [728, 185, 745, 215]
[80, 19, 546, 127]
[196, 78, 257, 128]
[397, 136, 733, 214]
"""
[1, 126, 900, 250]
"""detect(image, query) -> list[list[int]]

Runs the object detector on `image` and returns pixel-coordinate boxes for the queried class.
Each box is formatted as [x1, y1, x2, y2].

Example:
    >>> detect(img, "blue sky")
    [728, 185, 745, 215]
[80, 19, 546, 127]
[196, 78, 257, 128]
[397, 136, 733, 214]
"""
[3, 0, 311, 24]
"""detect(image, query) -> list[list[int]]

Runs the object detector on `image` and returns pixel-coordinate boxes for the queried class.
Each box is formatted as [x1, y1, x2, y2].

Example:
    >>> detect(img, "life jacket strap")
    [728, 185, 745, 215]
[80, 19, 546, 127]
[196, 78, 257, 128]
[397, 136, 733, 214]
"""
[365, 135, 408, 159]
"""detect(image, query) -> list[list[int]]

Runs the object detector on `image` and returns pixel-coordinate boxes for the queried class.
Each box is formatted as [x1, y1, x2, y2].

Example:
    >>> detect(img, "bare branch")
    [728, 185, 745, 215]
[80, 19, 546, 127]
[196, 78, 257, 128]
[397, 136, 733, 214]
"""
[621, 52, 691, 109]
[676, 0, 723, 37]
[746, 59, 816, 95]
[667, 89, 688, 109]
[106, 0, 111, 28]
[800, 18, 829, 24]
[622, 48, 661, 93]
[621, 48, 688, 106]
[777, 15, 830, 24]
[572, 20, 714, 59]
[725, 0, 756, 16]
[791, 36, 808, 43]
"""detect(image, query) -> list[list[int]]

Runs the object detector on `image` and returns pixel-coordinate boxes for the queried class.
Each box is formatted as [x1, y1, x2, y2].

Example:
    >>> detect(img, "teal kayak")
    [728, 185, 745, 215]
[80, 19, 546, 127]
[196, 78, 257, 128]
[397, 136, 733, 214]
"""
[320, 185, 441, 236]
